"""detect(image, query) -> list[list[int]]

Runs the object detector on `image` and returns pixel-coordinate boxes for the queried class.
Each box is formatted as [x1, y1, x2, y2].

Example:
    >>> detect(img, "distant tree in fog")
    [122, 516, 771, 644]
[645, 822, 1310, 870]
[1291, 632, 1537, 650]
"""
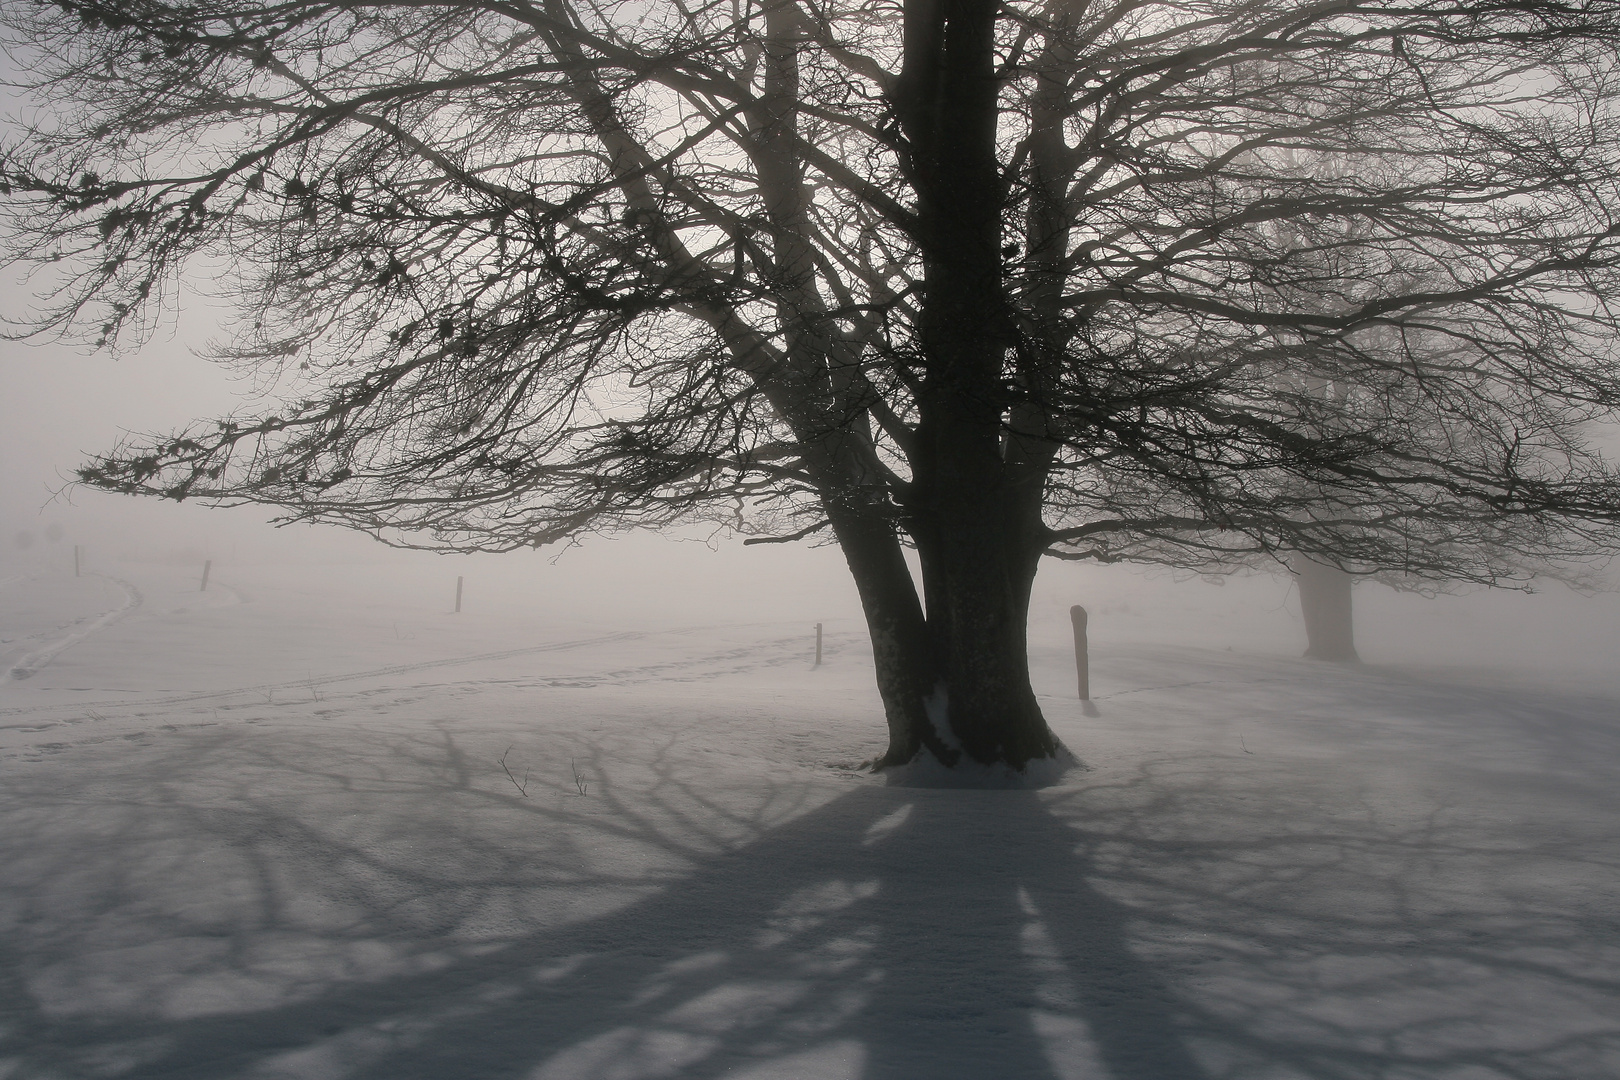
[6, 0, 1620, 771]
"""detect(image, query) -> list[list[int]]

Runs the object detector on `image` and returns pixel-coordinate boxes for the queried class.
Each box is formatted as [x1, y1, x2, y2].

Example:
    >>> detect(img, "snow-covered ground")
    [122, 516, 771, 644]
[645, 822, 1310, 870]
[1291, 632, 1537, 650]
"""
[2, 543, 1618, 1080]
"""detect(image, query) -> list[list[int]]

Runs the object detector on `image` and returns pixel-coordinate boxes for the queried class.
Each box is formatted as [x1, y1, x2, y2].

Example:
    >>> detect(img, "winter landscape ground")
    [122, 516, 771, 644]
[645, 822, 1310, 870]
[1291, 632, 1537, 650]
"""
[2, 537, 1618, 1080]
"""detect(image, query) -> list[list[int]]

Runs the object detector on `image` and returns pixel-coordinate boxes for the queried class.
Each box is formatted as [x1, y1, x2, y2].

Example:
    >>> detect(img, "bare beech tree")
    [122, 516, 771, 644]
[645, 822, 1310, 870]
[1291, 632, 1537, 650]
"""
[6, 0, 1620, 771]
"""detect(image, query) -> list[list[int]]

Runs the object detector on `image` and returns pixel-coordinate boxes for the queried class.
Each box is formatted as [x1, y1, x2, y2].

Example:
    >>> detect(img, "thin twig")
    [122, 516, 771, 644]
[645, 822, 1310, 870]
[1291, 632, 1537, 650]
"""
[571, 757, 588, 796]
[500, 745, 531, 797]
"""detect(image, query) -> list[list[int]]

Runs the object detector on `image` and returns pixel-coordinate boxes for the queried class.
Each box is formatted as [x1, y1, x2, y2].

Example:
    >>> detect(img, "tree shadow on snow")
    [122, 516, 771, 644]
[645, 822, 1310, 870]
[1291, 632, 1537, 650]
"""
[1, 722, 1213, 1080]
[4, 703, 1619, 1080]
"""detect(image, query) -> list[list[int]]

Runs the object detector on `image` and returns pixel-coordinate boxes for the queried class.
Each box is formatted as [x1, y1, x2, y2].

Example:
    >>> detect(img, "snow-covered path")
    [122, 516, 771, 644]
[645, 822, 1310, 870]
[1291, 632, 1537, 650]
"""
[2, 559, 1617, 1079]
[1, 571, 143, 685]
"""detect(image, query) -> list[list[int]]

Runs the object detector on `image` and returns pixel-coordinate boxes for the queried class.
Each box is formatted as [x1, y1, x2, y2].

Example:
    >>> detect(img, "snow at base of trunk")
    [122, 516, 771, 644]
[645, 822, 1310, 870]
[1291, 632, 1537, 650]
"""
[923, 680, 958, 752]
[879, 682, 1085, 788]
[879, 744, 1085, 788]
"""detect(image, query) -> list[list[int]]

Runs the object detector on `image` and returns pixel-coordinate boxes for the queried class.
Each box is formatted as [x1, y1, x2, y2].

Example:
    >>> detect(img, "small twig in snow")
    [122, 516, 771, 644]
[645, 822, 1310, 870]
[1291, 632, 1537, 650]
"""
[572, 757, 588, 796]
[1239, 733, 1254, 754]
[500, 745, 531, 797]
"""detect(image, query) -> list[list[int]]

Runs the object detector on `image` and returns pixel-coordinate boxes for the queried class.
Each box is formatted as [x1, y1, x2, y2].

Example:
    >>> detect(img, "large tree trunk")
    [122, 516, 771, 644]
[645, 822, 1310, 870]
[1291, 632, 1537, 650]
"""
[825, 502, 1063, 772]
[1293, 554, 1358, 661]
[857, 0, 1066, 773]
[911, 507, 1063, 769]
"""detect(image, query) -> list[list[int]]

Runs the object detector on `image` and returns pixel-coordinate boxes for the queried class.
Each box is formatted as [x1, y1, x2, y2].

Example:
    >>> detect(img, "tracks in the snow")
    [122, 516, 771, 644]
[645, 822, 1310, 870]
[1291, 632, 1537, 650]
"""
[0, 623, 832, 726]
[0, 574, 143, 687]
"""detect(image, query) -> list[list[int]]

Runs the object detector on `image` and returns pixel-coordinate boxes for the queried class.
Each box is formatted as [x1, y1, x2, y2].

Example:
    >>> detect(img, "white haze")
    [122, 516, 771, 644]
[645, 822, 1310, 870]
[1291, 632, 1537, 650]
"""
[4, 300, 1618, 677]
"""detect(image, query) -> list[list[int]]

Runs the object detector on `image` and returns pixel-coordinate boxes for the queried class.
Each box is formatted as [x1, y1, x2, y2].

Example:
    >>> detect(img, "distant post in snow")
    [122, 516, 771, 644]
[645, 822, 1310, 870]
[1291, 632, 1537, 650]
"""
[200, 560, 212, 592]
[73, 545, 80, 578]
[815, 622, 823, 667]
[455, 575, 464, 613]
[1070, 605, 1090, 702]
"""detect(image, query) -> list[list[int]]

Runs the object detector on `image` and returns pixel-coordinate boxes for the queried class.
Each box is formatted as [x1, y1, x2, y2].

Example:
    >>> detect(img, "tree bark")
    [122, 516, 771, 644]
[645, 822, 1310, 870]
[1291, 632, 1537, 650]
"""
[866, 0, 1065, 771]
[822, 507, 938, 768]
[912, 507, 1062, 769]
[825, 486, 1064, 772]
[1293, 554, 1358, 661]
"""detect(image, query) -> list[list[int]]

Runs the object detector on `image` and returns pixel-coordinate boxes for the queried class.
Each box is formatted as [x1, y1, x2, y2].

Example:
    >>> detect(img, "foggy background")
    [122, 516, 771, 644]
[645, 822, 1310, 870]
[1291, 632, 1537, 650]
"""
[4, 279, 1616, 690]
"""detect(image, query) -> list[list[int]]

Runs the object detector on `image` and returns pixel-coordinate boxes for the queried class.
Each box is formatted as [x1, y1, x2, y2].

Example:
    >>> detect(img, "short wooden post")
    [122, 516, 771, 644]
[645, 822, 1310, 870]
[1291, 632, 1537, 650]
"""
[814, 622, 823, 667]
[1069, 604, 1090, 702]
[199, 560, 212, 592]
[455, 576, 464, 613]
[74, 545, 81, 577]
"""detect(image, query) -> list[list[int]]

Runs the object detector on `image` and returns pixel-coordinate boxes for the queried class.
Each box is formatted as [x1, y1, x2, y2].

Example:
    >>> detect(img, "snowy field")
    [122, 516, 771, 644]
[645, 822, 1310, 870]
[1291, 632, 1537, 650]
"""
[2, 540, 1619, 1080]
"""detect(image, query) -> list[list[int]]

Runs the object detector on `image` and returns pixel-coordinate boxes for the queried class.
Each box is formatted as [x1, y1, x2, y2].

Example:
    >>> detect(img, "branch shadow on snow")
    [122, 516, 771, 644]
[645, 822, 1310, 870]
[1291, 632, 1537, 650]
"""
[3, 689, 1619, 1079]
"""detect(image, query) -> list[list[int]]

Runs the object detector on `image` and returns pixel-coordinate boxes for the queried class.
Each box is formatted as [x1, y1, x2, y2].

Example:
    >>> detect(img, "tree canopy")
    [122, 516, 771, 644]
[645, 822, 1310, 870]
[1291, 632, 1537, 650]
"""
[7, 0, 1620, 770]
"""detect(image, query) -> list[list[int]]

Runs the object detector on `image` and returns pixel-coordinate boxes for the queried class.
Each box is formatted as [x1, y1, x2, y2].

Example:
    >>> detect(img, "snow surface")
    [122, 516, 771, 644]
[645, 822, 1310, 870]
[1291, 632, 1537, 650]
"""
[3, 545, 1619, 1080]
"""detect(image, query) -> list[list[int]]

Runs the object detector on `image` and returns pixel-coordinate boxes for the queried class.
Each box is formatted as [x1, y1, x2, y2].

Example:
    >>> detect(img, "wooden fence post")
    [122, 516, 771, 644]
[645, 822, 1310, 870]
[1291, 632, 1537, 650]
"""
[815, 622, 823, 667]
[1070, 605, 1090, 702]
[455, 576, 464, 613]
[200, 560, 212, 592]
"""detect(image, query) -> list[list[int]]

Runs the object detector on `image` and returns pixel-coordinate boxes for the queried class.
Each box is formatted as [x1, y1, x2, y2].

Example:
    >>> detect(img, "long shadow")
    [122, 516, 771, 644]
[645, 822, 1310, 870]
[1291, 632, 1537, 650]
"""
[11, 690, 1620, 1080]
[847, 790, 1213, 1080]
[1, 737, 1216, 1080]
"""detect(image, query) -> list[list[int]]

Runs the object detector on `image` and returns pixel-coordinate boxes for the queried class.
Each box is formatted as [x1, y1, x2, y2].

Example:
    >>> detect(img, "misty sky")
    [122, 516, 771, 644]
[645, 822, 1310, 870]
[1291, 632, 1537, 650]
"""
[0, 69, 1615, 684]
[6, 284, 1619, 685]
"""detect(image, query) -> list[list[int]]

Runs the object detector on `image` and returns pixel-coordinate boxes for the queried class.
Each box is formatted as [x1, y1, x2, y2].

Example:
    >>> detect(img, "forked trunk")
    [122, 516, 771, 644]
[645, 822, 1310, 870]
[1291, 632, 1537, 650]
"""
[840, 0, 1063, 774]
[1294, 554, 1358, 661]
[828, 499, 1064, 773]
